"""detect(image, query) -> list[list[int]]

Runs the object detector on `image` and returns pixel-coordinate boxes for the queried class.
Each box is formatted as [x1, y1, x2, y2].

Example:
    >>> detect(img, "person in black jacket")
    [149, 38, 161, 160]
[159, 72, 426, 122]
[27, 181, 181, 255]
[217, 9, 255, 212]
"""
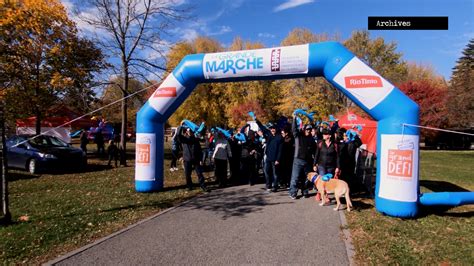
[177, 126, 210, 192]
[79, 129, 89, 154]
[228, 131, 242, 186]
[337, 128, 362, 191]
[279, 126, 294, 189]
[239, 128, 258, 186]
[289, 115, 316, 199]
[313, 128, 340, 178]
[256, 119, 283, 192]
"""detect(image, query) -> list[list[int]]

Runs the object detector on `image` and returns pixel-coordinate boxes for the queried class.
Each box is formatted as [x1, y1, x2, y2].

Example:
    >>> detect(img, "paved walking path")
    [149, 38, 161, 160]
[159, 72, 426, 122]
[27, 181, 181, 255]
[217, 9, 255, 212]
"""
[47, 184, 353, 265]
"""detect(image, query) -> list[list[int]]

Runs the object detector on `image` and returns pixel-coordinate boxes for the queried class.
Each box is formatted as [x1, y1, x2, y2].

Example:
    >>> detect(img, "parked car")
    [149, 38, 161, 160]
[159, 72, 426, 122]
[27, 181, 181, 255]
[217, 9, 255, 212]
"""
[6, 134, 87, 174]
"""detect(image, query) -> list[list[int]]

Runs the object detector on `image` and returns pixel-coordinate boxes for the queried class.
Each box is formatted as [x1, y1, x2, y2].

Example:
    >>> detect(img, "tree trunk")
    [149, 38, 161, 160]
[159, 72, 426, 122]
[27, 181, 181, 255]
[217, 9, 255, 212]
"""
[0, 99, 11, 224]
[35, 63, 41, 136]
[120, 64, 129, 166]
[35, 106, 41, 136]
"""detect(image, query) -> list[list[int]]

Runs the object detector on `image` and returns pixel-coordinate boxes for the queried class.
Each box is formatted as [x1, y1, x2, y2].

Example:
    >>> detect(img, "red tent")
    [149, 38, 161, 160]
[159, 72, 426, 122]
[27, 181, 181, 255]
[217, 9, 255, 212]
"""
[16, 106, 94, 130]
[336, 111, 377, 154]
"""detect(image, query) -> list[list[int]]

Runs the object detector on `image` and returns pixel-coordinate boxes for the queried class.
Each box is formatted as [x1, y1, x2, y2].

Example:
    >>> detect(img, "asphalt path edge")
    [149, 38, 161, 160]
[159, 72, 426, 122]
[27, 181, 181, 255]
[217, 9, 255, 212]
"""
[44, 193, 206, 266]
[339, 210, 355, 265]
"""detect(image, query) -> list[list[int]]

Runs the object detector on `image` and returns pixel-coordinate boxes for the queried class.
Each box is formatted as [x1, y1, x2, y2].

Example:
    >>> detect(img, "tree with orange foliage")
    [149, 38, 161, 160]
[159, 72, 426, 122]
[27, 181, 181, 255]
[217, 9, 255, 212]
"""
[1, 0, 104, 133]
[399, 80, 449, 138]
[228, 100, 267, 129]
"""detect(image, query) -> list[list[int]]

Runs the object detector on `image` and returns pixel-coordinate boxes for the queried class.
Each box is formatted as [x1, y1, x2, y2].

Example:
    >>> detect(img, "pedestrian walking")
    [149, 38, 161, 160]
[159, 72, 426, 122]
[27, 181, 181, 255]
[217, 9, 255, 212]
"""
[289, 116, 316, 199]
[256, 119, 283, 193]
[80, 129, 88, 154]
[212, 131, 232, 188]
[178, 126, 210, 192]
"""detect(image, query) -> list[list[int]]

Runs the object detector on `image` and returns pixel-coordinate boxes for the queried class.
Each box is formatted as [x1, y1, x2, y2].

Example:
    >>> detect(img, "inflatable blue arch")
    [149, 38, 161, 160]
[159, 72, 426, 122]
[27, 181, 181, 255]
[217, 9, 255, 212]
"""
[135, 42, 474, 218]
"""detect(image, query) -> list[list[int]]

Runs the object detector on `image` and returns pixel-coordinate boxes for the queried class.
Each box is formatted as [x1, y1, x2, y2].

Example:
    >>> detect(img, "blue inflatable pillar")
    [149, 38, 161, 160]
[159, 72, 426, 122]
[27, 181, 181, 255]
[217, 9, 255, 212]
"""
[135, 115, 164, 192]
[136, 42, 422, 218]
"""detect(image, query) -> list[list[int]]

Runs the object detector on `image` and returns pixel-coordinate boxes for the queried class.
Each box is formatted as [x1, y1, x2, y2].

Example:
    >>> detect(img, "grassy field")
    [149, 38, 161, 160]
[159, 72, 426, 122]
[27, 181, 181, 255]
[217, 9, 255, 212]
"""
[0, 148, 473, 264]
[0, 143, 213, 264]
[347, 151, 474, 265]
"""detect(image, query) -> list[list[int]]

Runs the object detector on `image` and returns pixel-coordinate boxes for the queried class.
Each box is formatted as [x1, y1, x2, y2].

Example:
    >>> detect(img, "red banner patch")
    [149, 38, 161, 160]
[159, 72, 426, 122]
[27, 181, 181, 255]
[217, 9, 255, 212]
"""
[387, 149, 413, 178]
[344, 75, 383, 88]
[136, 144, 150, 164]
[153, 87, 177, 97]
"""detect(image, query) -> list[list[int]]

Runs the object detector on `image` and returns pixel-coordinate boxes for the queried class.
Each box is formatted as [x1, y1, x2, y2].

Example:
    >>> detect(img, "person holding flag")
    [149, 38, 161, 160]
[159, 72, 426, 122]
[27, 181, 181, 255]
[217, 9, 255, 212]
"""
[177, 123, 210, 192]
[252, 111, 283, 192]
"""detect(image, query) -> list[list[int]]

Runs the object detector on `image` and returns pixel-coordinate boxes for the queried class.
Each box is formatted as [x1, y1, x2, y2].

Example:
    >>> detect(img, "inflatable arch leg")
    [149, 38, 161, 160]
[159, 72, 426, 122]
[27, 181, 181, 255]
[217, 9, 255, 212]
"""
[136, 42, 422, 217]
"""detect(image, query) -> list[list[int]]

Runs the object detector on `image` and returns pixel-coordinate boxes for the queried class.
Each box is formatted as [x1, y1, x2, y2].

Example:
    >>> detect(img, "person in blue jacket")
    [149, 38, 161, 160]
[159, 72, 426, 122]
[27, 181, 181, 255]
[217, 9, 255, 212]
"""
[255, 119, 283, 192]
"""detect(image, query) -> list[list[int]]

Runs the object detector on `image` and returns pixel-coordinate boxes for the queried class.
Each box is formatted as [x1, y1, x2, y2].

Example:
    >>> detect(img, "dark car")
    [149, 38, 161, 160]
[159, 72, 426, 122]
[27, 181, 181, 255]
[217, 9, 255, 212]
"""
[6, 134, 87, 174]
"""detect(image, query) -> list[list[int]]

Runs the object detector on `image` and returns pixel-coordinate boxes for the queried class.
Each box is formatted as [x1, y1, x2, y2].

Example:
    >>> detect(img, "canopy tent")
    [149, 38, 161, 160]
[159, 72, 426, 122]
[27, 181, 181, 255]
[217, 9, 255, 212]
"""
[336, 111, 377, 154]
[16, 117, 72, 143]
[16, 107, 94, 143]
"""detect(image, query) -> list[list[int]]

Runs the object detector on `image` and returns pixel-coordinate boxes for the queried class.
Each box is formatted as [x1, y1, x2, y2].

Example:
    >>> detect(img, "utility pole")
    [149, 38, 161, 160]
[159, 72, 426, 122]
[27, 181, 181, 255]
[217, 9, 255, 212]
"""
[0, 98, 11, 224]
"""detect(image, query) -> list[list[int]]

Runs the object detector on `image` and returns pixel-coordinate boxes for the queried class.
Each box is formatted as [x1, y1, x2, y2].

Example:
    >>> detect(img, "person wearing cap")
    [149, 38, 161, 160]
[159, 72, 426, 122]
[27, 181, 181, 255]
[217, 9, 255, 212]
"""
[289, 115, 316, 199]
[313, 128, 340, 181]
[177, 125, 210, 192]
[212, 131, 233, 188]
[256, 119, 283, 192]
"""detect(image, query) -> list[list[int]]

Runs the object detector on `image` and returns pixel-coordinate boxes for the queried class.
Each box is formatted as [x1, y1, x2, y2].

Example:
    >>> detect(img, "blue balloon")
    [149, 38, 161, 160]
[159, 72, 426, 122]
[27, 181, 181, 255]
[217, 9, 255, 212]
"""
[322, 173, 333, 182]
[248, 111, 257, 120]
[345, 129, 358, 142]
[293, 108, 314, 123]
[182, 119, 199, 133]
[296, 116, 302, 128]
[216, 127, 231, 139]
[196, 122, 205, 134]
[234, 133, 246, 142]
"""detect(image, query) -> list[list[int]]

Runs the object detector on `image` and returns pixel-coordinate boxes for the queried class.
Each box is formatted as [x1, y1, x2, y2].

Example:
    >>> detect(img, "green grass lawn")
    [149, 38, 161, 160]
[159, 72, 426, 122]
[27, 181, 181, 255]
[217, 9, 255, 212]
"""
[347, 150, 474, 265]
[1, 149, 473, 264]
[0, 143, 213, 264]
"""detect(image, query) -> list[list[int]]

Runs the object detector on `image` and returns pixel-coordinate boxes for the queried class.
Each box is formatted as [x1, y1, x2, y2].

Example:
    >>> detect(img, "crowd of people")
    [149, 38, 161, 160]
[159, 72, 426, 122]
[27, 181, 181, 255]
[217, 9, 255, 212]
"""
[170, 110, 363, 199]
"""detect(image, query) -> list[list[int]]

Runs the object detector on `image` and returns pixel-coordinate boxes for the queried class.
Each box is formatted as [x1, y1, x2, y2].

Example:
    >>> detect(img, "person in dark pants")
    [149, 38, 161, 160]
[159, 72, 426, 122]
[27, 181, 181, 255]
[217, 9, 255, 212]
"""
[289, 117, 316, 199]
[337, 128, 362, 192]
[313, 128, 340, 179]
[177, 126, 210, 192]
[212, 132, 232, 188]
[256, 119, 283, 192]
[279, 126, 294, 189]
[95, 130, 105, 156]
[240, 127, 259, 186]
[170, 129, 180, 172]
[228, 131, 241, 186]
[107, 139, 119, 167]
[80, 129, 89, 154]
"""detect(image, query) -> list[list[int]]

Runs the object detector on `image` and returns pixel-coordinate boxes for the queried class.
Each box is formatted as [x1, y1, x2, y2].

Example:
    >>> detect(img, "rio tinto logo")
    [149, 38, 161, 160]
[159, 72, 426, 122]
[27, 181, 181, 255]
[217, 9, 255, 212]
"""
[344, 75, 383, 88]
[153, 87, 177, 97]
[271, 48, 281, 72]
